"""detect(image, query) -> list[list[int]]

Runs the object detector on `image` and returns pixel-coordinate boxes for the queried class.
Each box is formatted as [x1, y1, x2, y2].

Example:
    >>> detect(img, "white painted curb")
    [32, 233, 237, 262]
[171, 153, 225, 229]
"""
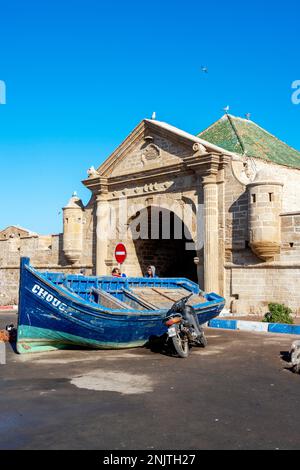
[236, 321, 269, 333]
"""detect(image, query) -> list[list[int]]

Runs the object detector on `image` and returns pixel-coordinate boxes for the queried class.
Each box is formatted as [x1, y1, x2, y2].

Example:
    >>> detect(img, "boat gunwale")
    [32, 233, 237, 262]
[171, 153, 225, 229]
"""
[23, 264, 225, 319]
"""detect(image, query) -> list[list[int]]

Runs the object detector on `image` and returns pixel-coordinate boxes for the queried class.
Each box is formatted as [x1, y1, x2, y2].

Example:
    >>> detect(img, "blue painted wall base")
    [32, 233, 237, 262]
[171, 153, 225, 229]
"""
[208, 319, 300, 335]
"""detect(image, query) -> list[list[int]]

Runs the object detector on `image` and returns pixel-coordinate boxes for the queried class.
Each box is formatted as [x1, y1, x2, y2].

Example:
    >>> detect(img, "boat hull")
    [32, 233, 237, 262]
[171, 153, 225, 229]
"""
[16, 258, 225, 354]
[17, 325, 148, 354]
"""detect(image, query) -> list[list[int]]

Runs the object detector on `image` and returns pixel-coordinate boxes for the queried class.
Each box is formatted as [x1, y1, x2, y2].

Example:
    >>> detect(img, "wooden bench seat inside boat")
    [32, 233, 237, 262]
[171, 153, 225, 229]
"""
[92, 288, 135, 310]
[129, 287, 206, 309]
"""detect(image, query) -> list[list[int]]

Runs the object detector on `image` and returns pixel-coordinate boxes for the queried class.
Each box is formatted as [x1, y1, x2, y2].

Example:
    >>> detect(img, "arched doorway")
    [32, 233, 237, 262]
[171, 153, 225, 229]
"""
[128, 206, 198, 282]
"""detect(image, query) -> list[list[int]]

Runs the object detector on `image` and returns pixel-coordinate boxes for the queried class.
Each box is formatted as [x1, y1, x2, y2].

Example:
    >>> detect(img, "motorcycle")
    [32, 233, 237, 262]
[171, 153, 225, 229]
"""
[163, 294, 208, 358]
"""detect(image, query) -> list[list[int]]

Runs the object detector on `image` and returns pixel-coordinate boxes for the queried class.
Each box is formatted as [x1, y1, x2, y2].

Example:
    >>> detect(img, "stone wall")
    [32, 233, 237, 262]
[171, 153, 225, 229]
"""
[280, 212, 300, 266]
[226, 266, 300, 315]
[224, 162, 249, 260]
[0, 203, 96, 306]
[224, 158, 300, 314]
[256, 161, 300, 213]
[0, 226, 33, 240]
[0, 234, 62, 268]
[0, 268, 20, 306]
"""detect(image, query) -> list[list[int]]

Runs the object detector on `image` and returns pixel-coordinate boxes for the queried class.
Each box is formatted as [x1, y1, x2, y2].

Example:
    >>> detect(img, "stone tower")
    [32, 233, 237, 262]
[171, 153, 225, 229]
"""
[247, 170, 283, 261]
[62, 193, 84, 264]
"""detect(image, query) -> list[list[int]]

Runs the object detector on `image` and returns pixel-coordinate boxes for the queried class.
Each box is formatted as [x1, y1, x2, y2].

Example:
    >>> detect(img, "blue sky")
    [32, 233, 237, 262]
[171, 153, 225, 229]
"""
[0, 0, 299, 234]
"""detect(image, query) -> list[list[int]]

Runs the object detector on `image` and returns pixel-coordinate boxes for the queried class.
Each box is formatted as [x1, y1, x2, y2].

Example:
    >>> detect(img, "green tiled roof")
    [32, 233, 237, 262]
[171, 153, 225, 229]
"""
[198, 114, 300, 169]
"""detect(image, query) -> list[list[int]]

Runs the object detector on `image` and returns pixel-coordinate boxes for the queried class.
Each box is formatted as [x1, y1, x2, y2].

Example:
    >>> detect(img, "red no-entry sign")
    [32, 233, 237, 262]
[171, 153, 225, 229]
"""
[115, 243, 127, 265]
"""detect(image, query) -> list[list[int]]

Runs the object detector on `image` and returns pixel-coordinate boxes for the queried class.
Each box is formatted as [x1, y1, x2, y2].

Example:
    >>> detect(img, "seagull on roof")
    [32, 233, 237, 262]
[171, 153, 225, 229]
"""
[223, 105, 230, 114]
[245, 113, 251, 120]
[201, 65, 208, 73]
[151, 112, 156, 120]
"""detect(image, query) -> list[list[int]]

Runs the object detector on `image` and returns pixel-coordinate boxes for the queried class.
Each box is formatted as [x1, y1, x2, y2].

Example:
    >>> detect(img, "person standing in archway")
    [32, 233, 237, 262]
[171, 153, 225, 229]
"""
[112, 268, 127, 278]
[145, 265, 158, 278]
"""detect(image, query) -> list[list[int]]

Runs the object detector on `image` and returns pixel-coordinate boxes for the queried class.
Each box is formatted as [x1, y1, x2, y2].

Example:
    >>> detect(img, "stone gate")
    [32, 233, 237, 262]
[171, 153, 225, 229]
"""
[1, 114, 300, 314]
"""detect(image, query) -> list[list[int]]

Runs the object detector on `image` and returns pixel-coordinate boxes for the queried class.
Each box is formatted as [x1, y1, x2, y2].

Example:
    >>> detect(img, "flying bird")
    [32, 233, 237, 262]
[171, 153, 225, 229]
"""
[201, 65, 208, 73]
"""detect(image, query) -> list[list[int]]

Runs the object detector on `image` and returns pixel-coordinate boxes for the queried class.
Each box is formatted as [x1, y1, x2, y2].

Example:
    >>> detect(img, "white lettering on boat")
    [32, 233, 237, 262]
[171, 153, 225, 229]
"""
[32, 284, 68, 312]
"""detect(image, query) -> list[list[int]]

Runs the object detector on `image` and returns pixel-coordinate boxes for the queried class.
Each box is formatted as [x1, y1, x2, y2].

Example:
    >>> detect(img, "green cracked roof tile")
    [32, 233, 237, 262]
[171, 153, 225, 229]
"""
[198, 114, 300, 169]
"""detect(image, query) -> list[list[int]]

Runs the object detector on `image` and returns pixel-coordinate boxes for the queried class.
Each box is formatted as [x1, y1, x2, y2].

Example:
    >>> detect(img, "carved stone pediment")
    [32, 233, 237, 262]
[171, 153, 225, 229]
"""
[107, 131, 190, 178]
[141, 143, 161, 165]
[142, 143, 160, 160]
[86, 119, 227, 183]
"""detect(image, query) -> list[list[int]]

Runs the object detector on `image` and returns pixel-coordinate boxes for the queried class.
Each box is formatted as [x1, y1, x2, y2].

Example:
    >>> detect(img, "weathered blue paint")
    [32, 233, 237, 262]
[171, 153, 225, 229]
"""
[17, 258, 225, 354]
[267, 323, 300, 335]
[208, 319, 238, 330]
[208, 318, 300, 336]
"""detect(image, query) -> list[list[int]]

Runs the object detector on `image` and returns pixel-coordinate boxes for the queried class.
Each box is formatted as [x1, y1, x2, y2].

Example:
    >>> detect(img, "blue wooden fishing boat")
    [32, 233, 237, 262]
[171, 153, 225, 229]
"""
[16, 258, 225, 354]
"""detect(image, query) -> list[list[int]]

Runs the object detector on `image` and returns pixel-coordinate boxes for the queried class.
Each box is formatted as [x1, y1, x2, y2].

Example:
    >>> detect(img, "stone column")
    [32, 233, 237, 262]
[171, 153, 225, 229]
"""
[96, 194, 110, 276]
[203, 175, 219, 293]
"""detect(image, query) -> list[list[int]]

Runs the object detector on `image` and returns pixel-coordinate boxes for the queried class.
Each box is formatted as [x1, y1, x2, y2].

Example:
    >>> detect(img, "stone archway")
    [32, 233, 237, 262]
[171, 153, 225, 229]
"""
[128, 206, 198, 282]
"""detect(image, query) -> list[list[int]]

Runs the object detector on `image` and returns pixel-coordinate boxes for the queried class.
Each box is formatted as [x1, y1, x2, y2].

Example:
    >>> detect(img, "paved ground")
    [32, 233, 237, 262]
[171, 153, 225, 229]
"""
[0, 312, 300, 450]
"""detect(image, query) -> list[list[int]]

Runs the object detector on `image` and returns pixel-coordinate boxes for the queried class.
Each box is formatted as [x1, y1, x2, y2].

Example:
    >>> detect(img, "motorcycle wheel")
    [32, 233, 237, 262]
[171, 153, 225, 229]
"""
[196, 332, 208, 348]
[172, 332, 190, 358]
